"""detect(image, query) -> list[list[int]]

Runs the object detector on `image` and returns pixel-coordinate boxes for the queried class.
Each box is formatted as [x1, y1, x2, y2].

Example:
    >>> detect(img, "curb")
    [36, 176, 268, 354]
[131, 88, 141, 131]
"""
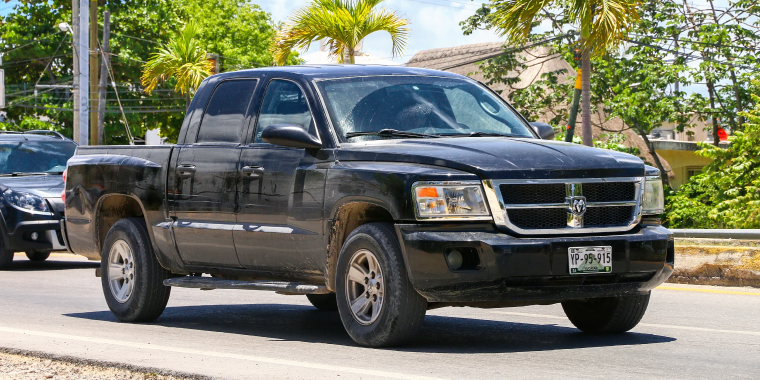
[668, 239, 760, 288]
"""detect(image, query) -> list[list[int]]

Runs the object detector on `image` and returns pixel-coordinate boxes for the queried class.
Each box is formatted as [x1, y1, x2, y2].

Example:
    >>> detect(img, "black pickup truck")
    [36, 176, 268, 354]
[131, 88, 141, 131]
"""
[63, 65, 673, 347]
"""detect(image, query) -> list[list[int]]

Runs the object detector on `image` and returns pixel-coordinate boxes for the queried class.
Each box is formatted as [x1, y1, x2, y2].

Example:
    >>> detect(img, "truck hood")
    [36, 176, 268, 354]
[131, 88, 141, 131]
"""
[0, 175, 64, 198]
[336, 137, 645, 179]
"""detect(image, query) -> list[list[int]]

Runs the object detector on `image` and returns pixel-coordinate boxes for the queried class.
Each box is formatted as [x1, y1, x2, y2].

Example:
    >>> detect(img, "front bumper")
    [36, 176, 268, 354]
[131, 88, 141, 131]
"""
[1, 198, 67, 253]
[396, 223, 673, 304]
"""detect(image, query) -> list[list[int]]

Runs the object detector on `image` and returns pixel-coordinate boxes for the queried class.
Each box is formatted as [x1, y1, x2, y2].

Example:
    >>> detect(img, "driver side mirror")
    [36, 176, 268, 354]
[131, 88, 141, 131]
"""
[261, 124, 322, 149]
[529, 122, 555, 140]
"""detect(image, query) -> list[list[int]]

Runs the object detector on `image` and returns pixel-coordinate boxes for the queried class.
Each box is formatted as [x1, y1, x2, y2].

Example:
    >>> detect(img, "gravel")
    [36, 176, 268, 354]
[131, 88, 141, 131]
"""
[0, 349, 209, 380]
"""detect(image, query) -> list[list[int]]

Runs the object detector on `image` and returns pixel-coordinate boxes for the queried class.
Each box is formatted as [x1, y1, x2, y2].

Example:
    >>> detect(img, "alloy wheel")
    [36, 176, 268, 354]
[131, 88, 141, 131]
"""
[108, 239, 136, 303]
[345, 249, 385, 325]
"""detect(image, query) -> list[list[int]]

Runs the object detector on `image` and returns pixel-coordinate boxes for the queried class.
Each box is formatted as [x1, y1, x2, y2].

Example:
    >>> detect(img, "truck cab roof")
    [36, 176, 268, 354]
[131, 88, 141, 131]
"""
[211, 64, 465, 81]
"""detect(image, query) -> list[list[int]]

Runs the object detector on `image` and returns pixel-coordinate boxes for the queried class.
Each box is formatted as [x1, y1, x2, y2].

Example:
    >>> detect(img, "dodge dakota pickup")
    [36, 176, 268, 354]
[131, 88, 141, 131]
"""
[63, 65, 673, 347]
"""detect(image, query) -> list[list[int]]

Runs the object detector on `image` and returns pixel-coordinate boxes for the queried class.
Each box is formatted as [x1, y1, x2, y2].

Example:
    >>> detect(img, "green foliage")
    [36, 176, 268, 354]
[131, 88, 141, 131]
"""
[0, 116, 61, 134]
[272, 0, 410, 64]
[142, 21, 214, 102]
[666, 90, 760, 229]
[1, 0, 294, 145]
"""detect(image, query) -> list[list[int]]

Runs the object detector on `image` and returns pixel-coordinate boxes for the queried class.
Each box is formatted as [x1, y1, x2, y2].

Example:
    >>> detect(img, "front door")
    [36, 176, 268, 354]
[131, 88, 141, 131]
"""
[235, 79, 327, 276]
[171, 79, 258, 267]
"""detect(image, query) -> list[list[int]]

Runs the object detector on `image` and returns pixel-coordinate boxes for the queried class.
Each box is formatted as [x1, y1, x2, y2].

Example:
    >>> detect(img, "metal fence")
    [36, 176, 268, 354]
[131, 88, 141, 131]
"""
[669, 229, 760, 240]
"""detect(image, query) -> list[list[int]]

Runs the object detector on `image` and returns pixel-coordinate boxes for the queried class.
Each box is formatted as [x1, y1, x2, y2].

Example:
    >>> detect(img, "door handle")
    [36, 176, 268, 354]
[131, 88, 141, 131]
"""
[241, 166, 265, 179]
[176, 164, 196, 178]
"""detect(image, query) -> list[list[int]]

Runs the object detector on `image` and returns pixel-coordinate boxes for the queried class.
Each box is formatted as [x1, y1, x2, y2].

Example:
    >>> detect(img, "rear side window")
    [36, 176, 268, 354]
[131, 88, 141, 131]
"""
[197, 79, 257, 143]
[255, 79, 314, 143]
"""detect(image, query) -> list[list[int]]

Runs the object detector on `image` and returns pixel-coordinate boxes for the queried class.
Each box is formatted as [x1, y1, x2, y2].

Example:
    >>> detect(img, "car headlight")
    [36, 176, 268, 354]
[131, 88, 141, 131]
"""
[3, 189, 51, 214]
[412, 181, 492, 220]
[641, 176, 664, 215]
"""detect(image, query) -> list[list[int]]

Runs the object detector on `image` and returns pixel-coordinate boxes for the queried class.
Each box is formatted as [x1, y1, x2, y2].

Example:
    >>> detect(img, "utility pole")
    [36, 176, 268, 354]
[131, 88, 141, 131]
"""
[78, 0, 89, 145]
[72, 0, 79, 143]
[89, 0, 98, 144]
[97, 10, 110, 145]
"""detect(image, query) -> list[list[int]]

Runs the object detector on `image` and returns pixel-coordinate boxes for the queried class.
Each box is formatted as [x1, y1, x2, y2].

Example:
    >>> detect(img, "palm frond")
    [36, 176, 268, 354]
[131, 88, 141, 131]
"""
[272, 0, 410, 65]
[141, 20, 213, 96]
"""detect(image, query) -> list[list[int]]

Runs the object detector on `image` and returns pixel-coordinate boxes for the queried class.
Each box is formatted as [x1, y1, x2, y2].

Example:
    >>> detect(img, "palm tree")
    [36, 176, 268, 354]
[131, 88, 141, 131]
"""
[272, 0, 410, 65]
[488, 0, 641, 146]
[142, 21, 214, 109]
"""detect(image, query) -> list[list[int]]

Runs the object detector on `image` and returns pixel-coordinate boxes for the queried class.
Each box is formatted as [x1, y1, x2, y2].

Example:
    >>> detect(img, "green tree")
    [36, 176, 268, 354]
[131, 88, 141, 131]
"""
[141, 21, 214, 109]
[469, 0, 642, 147]
[666, 88, 760, 229]
[272, 0, 410, 64]
[183, 0, 300, 69]
[1, 0, 295, 144]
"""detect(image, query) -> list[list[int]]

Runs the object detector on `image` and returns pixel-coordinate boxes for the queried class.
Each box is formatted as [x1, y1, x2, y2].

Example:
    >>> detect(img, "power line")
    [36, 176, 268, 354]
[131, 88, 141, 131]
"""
[9, 104, 185, 114]
[0, 31, 64, 55]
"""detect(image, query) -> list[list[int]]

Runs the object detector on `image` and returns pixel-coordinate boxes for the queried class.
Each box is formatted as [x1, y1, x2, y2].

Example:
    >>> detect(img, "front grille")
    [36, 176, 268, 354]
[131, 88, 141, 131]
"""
[497, 179, 640, 233]
[507, 208, 566, 229]
[500, 184, 565, 204]
[584, 206, 635, 227]
[583, 182, 637, 202]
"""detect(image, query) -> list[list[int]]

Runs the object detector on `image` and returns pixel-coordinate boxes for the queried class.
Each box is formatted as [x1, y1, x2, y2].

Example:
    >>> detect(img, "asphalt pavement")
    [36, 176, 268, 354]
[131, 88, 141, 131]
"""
[1, 253, 759, 380]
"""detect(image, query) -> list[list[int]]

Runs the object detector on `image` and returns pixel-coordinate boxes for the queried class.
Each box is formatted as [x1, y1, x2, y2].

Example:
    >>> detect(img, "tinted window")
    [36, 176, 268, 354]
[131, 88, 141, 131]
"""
[315, 76, 534, 141]
[255, 80, 314, 143]
[0, 140, 76, 174]
[197, 80, 256, 143]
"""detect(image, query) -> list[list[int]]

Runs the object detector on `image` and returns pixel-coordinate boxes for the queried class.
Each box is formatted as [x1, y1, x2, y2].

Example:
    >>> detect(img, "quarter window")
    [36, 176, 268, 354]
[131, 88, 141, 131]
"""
[197, 80, 257, 143]
[255, 80, 314, 143]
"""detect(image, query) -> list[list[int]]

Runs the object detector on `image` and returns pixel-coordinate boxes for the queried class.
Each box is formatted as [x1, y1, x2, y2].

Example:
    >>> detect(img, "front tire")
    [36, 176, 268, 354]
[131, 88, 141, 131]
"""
[101, 218, 171, 322]
[562, 293, 651, 333]
[336, 223, 427, 347]
[26, 251, 50, 261]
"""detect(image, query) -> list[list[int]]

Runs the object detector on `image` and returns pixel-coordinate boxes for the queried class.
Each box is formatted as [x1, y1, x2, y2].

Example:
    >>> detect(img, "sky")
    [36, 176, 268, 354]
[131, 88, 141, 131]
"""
[257, 0, 501, 63]
[0, 0, 736, 96]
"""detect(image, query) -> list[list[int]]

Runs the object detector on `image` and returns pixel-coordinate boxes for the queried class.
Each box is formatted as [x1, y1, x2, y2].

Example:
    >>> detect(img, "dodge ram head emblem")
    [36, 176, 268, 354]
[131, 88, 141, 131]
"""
[567, 196, 587, 216]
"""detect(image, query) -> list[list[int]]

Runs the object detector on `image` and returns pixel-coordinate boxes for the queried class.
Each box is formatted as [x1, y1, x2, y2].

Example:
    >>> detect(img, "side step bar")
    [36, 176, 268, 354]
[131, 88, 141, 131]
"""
[163, 276, 330, 295]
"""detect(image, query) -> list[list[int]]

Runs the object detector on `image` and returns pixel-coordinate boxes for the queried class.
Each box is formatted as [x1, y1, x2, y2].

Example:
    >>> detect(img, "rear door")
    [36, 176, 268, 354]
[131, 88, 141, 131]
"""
[171, 79, 258, 267]
[234, 78, 327, 275]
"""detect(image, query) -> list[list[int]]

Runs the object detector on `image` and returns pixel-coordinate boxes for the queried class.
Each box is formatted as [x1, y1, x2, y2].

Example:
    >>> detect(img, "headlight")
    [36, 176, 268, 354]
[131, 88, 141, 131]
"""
[412, 181, 491, 220]
[3, 189, 51, 214]
[641, 176, 664, 215]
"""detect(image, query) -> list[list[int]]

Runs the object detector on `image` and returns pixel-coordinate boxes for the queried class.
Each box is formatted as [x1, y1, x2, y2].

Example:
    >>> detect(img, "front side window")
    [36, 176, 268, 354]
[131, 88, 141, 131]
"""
[197, 79, 257, 143]
[0, 140, 76, 174]
[255, 79, 314, 143]
[315, 76, 535, 141]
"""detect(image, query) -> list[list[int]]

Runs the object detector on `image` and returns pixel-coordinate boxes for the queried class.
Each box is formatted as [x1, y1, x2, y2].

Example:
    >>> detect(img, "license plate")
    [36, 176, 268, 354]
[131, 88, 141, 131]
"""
[568, 246, 612, 274]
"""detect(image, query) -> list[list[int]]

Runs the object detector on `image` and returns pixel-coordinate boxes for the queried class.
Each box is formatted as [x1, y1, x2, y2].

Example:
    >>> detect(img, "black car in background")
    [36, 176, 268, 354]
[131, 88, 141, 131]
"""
[0, 131, 76, 269]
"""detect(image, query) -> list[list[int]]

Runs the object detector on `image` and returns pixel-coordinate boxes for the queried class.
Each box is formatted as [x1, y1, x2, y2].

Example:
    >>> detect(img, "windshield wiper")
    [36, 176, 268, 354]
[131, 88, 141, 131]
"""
[443, 132, 522, 138]
[345, 129, 440, 139]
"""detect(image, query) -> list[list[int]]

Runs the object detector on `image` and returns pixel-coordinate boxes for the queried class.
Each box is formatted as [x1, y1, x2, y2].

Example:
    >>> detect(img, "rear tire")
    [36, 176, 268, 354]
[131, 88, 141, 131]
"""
[336, 223, 427, 347]
[306, 293, 338, 311]
[0, 236, 12, 270]
[101, 217, 171, 322]
[562, 293, 651, 333]
[26, 251, 50, 261]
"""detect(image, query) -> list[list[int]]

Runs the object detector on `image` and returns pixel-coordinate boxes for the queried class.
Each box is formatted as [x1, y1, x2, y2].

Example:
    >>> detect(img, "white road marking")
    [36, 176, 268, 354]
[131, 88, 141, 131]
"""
[0, 326, 447, 380]
[490, 311, 760, 337]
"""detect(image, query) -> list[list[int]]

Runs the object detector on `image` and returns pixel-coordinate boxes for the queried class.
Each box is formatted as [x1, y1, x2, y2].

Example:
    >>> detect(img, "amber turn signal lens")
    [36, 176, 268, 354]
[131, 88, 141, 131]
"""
[416, 187, 439, 198]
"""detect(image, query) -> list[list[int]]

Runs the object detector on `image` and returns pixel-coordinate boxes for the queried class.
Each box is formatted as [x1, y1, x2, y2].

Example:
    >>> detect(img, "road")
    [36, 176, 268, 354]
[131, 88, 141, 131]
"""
[1, 253, 759, 380]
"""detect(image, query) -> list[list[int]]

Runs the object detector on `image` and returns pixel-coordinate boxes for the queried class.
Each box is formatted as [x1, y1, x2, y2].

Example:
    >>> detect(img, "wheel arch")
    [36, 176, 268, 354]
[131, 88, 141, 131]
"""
[325, 198, 397, 291]
[95, 193, 146, 256]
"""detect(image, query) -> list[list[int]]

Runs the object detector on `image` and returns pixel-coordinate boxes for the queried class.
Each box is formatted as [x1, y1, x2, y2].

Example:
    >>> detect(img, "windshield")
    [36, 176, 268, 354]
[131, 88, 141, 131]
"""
[0, 140, 76, 175]
[315, 76, 535, 142]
